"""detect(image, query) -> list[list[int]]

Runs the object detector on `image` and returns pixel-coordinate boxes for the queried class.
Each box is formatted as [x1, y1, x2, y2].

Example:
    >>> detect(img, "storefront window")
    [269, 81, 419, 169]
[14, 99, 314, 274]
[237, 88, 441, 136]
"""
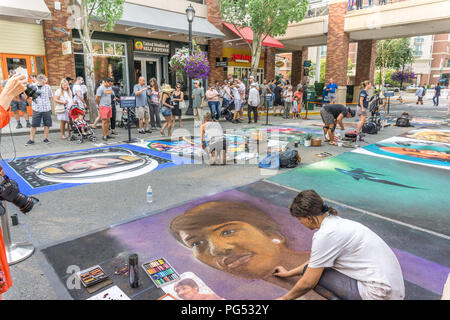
[35, 56, 46, 75]
[104, 43, 114, 55]
[74, 39, 129, 94]
[115, 44, 125, 56]
[92, 41, 103, 55]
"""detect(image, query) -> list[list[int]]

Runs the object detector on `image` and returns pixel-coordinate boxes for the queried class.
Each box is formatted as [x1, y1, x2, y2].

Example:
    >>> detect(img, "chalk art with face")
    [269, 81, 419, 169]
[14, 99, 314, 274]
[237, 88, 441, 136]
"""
[29, 147, 159, 184]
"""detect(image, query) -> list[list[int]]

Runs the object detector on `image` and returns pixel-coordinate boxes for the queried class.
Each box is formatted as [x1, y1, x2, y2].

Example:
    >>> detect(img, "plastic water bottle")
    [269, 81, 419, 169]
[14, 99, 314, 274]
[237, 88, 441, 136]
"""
[146, 185, 153, 203]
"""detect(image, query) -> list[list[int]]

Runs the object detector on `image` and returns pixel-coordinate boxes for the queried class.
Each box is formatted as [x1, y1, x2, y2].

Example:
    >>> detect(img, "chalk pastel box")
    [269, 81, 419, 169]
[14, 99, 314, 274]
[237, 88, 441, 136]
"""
[142, 257, 180, 288]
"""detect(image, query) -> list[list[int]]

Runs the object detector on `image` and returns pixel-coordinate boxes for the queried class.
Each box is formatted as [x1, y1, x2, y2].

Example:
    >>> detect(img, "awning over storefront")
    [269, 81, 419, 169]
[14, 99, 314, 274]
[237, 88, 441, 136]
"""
[116, 3, 225, 39]
[0, 0, 51, 21]
[223, 23, 284, 49]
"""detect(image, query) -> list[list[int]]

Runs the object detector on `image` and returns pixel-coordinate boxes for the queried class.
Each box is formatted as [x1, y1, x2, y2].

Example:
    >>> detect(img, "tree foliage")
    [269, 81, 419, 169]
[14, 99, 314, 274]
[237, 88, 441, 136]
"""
[218, 0, 308, 77]
[375, 38, 414, 89]
[66, 0, 124, 119]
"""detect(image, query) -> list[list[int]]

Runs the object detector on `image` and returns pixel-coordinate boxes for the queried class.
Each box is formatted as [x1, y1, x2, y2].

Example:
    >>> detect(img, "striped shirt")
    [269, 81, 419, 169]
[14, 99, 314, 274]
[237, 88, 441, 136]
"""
[32, 85, 53, 112]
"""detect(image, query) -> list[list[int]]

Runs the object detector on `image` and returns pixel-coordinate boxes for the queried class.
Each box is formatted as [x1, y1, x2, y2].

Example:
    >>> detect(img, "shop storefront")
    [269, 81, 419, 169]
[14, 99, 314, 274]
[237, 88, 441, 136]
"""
[72, 31, 197, 95]
[133, 39, 170, 86]
[73, 37, 130, 94]
[222, 47, 265, 84]
[0, 19, 48, 82]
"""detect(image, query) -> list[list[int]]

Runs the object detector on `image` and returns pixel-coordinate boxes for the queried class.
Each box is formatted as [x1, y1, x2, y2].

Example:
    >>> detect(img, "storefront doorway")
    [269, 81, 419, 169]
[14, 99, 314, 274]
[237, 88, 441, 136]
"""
[134, 58, 160, 85]
[0, 54, 47, 82]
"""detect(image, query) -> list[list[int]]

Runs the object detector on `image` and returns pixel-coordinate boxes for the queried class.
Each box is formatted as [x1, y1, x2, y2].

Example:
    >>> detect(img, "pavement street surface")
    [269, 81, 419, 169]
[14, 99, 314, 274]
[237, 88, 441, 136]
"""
[2, 97, 448, 300]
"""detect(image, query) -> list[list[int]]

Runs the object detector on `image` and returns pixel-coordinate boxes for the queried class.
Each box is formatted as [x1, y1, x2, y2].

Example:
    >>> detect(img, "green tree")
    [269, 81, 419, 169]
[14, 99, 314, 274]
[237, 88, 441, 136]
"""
[375, 38, 413, 90]
[218, 0, 308, 77]
[390, 38, 414, 89]
[66, 0, 124, 120]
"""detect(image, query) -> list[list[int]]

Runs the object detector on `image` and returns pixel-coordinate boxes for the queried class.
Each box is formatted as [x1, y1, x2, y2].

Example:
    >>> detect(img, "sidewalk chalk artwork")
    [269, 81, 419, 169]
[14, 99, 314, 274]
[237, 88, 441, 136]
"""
[0, 144, 177, 195]
[132, 134, 288, 161]
[400, 128, 450, 144]
[408, 117, 449, 127]
[267, 152, 450, 237]
[161, 272, 224, 300]
[353, 136, 450, 170]
[42, 186, 449, 300]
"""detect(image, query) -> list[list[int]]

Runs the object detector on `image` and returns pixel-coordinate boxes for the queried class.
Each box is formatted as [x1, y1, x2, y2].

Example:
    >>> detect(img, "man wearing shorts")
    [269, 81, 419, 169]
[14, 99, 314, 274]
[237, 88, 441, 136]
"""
[231, 79, 242, 124]
[134, 76, 151, 134]
[96, 77, 114, 141]
[326, 78, 338, 104]
[320, 104, 355, 145]
[25, 74, 53, 146]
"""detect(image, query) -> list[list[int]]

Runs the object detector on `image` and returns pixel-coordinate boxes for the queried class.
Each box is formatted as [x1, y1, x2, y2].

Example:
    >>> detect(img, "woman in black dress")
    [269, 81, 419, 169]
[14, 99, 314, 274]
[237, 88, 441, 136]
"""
[171, 83, 184, 128]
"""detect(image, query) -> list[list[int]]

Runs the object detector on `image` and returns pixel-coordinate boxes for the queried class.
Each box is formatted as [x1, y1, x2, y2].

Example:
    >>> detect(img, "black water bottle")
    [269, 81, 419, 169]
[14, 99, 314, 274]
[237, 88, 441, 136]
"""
[129, 254, 140, 288]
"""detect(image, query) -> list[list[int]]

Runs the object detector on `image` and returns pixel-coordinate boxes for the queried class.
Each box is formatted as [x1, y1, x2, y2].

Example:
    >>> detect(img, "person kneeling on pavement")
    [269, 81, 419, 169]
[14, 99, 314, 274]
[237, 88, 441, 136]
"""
[201, 112, 227, 165]
[320, 104, 355, 145]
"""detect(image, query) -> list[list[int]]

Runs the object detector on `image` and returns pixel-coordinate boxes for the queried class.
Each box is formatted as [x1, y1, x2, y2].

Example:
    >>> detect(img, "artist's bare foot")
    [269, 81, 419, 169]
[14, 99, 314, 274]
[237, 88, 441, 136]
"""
[61, 135, 67, 140]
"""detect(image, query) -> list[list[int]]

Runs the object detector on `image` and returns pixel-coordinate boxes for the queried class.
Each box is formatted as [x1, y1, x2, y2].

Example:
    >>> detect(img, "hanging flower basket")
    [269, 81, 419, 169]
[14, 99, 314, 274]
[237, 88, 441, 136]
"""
[169, 47, 190, 78]
[184, 52, 210, 80]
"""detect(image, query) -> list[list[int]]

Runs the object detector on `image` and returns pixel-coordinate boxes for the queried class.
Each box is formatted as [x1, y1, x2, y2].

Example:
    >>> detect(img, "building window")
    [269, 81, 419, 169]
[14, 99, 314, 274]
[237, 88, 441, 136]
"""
[414, 36, 424, 43]
[413, 45, 422, 56]
[73, 39, 129, 94]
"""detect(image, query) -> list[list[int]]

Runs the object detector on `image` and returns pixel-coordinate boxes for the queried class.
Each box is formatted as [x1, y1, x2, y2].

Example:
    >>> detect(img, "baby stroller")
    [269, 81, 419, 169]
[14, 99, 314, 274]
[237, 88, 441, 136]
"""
[368, 95, 382, 128]
[221, 100, 235, 122]
[69, 104, 96, 143]
[118, 105, 139, 128]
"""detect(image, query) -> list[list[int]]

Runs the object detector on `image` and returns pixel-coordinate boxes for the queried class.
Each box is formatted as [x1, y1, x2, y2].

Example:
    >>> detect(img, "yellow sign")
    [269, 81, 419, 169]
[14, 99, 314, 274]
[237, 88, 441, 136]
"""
[223, 48, 264, 68]
[62, 41, 72, 55]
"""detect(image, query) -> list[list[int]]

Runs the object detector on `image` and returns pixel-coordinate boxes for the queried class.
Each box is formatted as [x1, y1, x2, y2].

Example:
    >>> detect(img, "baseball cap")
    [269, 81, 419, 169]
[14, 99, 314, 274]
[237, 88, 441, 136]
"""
[347, 107, 355, 117]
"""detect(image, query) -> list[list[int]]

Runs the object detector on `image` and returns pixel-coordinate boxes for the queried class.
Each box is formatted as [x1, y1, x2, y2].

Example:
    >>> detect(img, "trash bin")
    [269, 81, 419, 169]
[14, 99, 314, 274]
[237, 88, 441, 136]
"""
[305, 90, 316, 110]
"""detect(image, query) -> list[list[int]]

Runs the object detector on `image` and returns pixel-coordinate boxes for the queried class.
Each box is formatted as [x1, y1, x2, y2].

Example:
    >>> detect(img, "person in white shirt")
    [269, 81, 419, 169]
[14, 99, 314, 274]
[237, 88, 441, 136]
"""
[274, 190, 405, 300]
[248, 83, 260, 123]
[72, 77, 86, 109]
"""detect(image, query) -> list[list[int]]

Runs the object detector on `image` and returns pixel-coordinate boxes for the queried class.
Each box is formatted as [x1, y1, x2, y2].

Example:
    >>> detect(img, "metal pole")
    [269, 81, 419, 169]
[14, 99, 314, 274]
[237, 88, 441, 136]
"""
[0, 202, 34, 265]
[185, 21, 194, 116]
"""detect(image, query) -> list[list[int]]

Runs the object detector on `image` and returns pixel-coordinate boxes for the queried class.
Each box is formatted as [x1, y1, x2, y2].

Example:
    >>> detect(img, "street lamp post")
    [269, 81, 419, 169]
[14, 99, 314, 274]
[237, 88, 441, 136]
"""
[185, 5, 195, 116]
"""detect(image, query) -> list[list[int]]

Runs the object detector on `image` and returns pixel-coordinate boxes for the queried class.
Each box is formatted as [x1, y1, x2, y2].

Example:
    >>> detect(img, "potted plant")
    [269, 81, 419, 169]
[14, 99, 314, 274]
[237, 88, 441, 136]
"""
[304, 133, 312, 147]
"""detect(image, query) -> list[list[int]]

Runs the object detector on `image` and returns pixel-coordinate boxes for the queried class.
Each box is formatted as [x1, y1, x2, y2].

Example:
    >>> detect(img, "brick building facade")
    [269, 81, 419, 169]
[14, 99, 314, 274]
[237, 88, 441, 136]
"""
[42, 0, 76, 87]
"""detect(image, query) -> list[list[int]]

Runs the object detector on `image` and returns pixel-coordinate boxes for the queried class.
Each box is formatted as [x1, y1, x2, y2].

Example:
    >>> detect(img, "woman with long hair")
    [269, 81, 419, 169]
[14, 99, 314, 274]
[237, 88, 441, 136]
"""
[148, 78, 161, 129]
[159, 84, 175, 136]
[274, 190, 405, 300]
[54, 78, 72, 140]
[171, 83, 184, 128]
[356, 80, 371, 141]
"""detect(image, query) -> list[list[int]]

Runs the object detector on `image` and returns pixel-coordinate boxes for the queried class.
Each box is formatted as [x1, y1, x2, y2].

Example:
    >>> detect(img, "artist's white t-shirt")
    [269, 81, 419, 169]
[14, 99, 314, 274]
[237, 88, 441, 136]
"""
[308, 215, 405, 300]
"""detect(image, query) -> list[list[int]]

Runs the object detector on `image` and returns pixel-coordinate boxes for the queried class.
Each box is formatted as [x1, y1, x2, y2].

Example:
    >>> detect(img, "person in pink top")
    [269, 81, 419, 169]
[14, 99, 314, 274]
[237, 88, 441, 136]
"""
[206, 84, 221, 121]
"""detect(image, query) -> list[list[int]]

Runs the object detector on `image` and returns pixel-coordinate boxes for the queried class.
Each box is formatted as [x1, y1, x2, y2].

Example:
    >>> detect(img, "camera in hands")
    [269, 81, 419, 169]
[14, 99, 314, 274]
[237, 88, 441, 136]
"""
[24, 84, 41, 101]
[0, 176, 39, 214]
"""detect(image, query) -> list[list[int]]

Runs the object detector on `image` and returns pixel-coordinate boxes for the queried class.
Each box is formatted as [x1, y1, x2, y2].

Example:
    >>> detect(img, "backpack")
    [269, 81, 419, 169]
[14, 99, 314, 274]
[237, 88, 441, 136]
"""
[344, 131, 358, 141]
[396, 117, 412, 127]
[362, 122, 378, 134]
[279, 149, 300, 168]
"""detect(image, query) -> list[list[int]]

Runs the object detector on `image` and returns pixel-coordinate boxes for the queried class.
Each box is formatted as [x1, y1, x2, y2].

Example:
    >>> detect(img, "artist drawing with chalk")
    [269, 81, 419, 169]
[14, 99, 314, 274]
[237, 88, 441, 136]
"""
[274, 190, 405, 300]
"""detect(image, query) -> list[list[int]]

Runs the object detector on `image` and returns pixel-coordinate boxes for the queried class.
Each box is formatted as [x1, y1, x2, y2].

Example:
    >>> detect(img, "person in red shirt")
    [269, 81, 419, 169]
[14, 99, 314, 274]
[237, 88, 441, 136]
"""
[293, 88, 303, 119]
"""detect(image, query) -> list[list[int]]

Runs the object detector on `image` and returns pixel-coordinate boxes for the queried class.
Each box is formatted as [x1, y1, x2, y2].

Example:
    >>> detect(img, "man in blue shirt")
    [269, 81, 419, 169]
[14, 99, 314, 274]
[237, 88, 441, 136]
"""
[325, 79, 338, 104]
[433, 83, 441, 106]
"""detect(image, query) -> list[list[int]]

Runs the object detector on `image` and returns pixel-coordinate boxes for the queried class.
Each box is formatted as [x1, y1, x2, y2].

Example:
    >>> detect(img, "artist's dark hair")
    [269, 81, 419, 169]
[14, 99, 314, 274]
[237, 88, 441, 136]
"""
[175, 278, 198, 290]
[290, 190, 338, 219]
[169, 201, 286, 247]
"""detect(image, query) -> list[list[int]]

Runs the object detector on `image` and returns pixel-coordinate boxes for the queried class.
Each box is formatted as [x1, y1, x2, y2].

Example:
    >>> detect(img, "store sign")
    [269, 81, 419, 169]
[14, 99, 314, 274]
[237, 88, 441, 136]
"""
[134, 40, 170, 55]
[230, 54, 252, 63]
[275, 60, 284, 68]
[62, 41, 72, 55]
